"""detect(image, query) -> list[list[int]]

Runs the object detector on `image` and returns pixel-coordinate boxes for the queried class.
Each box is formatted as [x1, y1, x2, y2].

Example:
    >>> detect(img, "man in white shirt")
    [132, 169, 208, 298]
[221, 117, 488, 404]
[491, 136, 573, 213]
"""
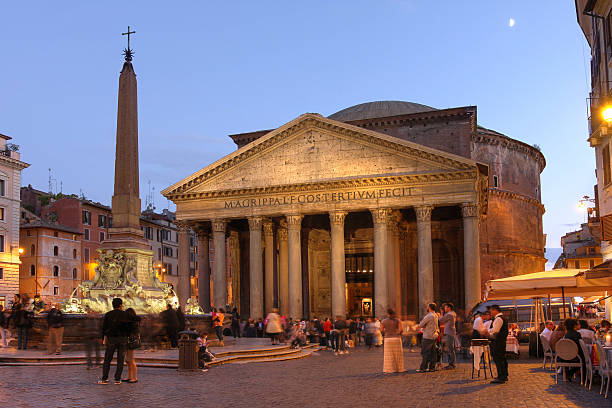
[540, 321, 555, 341]
[472, 313, 484, 338]
[483, 311, 492, 330]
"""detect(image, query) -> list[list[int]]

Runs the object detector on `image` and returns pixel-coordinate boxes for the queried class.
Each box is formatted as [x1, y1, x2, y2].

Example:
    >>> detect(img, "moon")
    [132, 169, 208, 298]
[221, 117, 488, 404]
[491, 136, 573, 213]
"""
[509, 18, 516, 28]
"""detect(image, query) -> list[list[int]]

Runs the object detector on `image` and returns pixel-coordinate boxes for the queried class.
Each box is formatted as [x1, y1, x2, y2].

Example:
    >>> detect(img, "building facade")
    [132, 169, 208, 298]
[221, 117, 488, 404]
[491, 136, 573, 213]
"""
[554, 222, 603, 269]
[0, 134, 28, 308]
[19, 223, 81, 303]
[576, 1, 612, 262]
[42, 197, 111, 281]
[163, 102, 546, 320]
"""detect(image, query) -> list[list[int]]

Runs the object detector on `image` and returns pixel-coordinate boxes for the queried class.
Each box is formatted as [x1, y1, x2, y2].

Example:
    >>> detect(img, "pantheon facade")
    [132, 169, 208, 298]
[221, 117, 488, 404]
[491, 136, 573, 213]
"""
[162, 101, 546, 319]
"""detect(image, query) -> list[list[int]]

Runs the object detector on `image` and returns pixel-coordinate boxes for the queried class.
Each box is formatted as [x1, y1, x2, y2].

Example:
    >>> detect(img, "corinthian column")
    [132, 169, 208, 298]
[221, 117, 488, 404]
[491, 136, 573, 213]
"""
[278, 222, 289, 317]
[176, 220, 191, 308]
[212, 219, 227, 310]
[248, 217, 264, 319]
[263, 219, 275, 314]
[415, 205, 433, 319]
[329, 211, 347, 318]
[286, 215, 303, 319]
[195, 223, 211, 312]
[371, 208, 390, 319]
[462, 203, 481, 310]
[388, 211, 402, 315]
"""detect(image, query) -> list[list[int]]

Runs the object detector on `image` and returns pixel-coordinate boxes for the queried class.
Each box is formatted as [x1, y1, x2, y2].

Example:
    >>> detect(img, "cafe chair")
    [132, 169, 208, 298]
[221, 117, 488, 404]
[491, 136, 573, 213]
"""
[540, 334, 555, 371]
[554, 339, 583, 385]
[579, 339, 593, 390]
[595, 342, 611, 399]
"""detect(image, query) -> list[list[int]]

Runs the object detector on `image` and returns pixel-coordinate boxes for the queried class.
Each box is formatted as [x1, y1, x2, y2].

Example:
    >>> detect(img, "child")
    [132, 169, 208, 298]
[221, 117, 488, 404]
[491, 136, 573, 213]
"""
[196, 334, 215, 371]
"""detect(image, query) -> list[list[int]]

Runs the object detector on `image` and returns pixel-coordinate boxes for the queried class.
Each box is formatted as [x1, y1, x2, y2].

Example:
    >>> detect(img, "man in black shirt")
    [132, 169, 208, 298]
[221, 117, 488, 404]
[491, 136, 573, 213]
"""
[98, 298, 133, 384]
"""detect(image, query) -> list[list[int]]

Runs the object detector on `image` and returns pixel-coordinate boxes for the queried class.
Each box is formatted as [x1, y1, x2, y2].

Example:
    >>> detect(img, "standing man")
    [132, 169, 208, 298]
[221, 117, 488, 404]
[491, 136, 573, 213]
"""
[161, 304, 179, 348]
[46, 303, 64, 355]
[439, 302, 457, 370]
[97, 298, 133, 385]
[417, 303, 439, 373]
[486, 304, 509, 384]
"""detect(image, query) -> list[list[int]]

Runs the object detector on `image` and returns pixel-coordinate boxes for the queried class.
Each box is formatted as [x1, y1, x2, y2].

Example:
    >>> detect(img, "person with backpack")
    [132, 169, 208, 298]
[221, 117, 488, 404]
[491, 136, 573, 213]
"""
[417, 303, 439, 373]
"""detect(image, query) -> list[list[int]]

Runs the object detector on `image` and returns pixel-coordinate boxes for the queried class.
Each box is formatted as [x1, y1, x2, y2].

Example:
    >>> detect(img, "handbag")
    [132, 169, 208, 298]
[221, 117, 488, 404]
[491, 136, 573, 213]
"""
[127, 333, 141, 350]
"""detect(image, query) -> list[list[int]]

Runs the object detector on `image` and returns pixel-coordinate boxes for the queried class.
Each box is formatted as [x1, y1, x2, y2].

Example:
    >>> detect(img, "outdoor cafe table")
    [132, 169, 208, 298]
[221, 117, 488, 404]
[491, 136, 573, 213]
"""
[506, 335, 519, 354]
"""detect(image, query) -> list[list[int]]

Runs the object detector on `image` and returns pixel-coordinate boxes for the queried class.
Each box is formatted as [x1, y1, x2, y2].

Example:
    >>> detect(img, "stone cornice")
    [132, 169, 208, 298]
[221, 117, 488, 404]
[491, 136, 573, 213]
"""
[488, 188, 545, 213]
[0, 154, 29, 171]
[344, 106, 477, 130]
[166, 169, 478, 202]
[163, 114, 477, 198]
[473, 129, 546, 172]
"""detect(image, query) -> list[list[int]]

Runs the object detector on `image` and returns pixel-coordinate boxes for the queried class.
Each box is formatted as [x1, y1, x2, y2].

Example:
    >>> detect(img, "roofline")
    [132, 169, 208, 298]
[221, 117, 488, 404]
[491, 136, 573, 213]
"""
[21, 222, 83, 235]
[0, 133, 12, 141]
[162, 112, 482, 197]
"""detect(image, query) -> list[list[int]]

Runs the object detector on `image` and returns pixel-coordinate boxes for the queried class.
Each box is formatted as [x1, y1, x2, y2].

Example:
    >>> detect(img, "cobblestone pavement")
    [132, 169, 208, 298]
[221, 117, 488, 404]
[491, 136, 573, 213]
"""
[0, 348, 604, 408]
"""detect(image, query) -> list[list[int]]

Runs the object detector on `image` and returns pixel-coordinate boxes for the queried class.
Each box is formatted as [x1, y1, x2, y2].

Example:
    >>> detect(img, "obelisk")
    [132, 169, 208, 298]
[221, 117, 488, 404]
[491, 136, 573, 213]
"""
[104, 29, 153, 283]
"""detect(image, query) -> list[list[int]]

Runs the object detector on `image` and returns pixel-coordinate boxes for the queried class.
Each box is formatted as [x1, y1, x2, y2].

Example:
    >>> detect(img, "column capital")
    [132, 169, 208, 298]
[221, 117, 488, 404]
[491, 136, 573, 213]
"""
[174, 220, 192, 232]
[262, 219, 274, 235]
[371, 208, 391, 225]
[415, 205, 434, 222]
[278, 226, 288, 240]
[248, 216, 263, 230]
[286, 214, 303, 228]
[329, 211, 348, 226]
[211, 219, 227, 233]
[461, 203, 479, 218]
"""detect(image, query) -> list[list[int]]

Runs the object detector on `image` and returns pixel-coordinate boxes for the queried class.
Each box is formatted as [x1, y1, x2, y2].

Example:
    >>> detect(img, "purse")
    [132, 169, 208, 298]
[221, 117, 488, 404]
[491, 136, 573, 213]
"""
[127, 333, 141, 350]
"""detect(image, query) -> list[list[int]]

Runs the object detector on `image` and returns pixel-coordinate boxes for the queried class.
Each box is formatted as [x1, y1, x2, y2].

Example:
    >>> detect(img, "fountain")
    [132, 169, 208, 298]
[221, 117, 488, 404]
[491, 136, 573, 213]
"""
[61, 248, 177, 315]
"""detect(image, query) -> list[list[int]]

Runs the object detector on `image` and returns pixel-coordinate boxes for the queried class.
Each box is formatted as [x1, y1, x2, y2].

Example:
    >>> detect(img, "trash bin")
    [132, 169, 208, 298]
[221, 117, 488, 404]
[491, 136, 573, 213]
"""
[178, 330, 199, 371]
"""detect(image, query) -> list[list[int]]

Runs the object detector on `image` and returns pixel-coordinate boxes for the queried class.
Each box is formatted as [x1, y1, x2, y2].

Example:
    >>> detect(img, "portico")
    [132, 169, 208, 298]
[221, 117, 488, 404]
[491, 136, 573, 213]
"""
[163, 113, 488, 319]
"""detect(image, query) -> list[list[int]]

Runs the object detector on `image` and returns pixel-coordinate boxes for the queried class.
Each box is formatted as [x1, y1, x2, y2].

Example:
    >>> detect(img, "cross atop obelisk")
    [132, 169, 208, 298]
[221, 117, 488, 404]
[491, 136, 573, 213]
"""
[122, 26, 136, 62]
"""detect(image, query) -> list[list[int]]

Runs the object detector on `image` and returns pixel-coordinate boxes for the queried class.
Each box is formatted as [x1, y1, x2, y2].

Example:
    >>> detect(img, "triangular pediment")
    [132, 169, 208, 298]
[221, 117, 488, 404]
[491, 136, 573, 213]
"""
[162, 113, 479, 199]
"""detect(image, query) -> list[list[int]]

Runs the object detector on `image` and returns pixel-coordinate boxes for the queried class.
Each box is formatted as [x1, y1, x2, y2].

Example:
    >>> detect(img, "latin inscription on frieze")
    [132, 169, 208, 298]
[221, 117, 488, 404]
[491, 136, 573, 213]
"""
[224, 187, 411, 209]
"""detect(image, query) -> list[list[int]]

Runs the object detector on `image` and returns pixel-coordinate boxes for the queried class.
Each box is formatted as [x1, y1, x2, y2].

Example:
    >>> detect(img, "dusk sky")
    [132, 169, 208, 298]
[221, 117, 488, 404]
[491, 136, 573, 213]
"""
[0, 1, 594, 252]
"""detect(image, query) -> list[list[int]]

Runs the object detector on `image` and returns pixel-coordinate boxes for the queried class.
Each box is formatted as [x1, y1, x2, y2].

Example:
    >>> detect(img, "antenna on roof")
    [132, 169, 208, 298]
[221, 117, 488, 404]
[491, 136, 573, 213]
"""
[48, 168, 53, 194]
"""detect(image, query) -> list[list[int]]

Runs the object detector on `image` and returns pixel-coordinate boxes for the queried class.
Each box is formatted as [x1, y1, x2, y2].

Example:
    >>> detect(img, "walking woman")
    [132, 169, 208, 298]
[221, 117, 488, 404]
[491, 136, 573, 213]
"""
[381, 309, 404, 373]
[264, 308, 283, 345]
[125, 308, 141, 383]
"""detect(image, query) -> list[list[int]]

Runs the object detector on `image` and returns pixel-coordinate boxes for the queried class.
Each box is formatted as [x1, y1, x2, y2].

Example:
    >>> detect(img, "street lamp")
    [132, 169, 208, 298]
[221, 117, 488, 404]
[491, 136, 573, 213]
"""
[603, 105, 612, 123]
[18, 247, 24, 255]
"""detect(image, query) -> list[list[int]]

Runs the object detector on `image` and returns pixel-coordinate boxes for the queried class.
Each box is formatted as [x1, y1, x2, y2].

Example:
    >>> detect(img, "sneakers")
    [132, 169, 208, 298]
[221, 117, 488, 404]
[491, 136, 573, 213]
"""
[114, 380, 122, 385]
[334, 351, 338, 356]
[96, 380, 109, 385]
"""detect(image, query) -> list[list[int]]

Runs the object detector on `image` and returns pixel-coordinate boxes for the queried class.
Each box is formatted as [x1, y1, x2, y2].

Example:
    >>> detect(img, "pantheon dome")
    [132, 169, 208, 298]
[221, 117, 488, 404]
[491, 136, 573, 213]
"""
[328, 101, 437, 121]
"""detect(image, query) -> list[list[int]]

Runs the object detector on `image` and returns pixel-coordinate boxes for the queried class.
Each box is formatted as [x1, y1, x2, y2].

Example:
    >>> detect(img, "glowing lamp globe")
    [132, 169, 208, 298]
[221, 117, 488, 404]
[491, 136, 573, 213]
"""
[603, 106, 612, 123]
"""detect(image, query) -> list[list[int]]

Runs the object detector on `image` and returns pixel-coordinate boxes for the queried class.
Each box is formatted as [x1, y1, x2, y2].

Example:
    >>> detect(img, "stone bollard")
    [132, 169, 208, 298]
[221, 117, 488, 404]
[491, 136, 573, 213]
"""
[178, 330, 199, 372]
